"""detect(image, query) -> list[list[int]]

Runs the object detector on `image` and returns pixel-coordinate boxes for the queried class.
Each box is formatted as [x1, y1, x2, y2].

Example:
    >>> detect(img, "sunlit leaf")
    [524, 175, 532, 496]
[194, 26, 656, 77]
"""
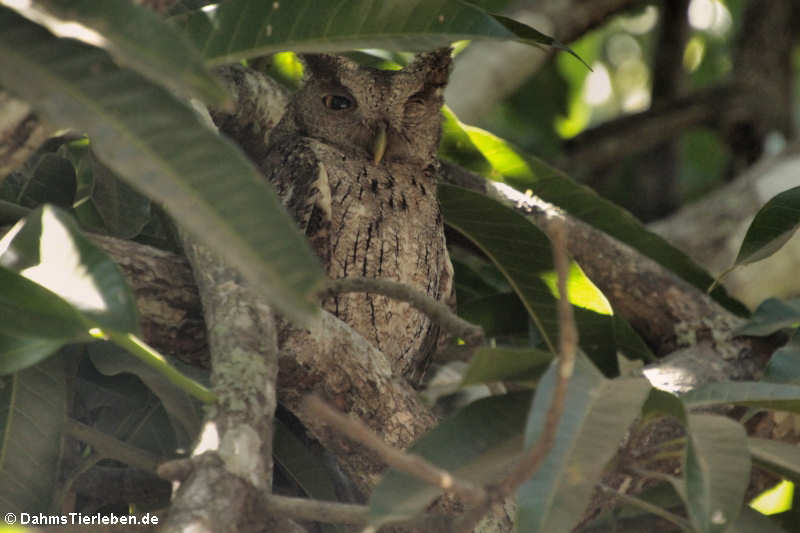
[0, 8, 324, 324]
[440, 112, 748, 316]
[0, 205, 138, 332]
[184, 0, 574, 66]
[517, 354, 651, 532]
[734, 186, 800, 266]
[684, 414, 749, 533]
[3, 0, 227, 104]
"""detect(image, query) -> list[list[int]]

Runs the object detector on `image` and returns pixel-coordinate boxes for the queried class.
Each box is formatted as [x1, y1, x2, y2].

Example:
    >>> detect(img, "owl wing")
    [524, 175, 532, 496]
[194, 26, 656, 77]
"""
[260, 138, 332, 263]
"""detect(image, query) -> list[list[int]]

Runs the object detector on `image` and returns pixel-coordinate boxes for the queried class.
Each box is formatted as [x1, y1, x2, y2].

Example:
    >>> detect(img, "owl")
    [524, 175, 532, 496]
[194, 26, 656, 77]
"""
[261, 50, 454, 385]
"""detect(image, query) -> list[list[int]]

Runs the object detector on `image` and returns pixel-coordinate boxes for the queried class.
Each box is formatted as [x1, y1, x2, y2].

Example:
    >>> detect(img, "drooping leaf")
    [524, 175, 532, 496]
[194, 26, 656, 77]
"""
[681, 381, 800, 413]
[183, 0, 575, 66]
[684, 414, 750, 533]
[517, 354, 651, 533]
[440, 112, 749, 316]
[368, 391, 530, 527]
[734, 298, 800, 336]
[0, 356, 67, 513]
[734, 186, 800, 266]
[0, 8, 324, 324]
[460, 346, 552, 386]
[440, 184, 558, 350]
[3, 0, 227, 104]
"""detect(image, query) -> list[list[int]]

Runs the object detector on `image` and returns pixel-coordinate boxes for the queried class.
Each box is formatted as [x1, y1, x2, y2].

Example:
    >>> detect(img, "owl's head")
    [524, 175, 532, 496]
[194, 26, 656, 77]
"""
[283, 49, 452, 166]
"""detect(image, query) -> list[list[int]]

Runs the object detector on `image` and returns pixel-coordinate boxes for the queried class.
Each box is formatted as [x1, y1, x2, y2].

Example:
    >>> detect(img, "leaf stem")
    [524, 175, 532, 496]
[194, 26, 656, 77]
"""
[109, 331, 216, 404]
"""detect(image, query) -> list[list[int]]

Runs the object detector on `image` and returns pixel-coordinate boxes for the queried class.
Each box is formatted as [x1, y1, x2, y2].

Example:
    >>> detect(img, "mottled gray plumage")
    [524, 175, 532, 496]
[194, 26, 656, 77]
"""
[262, 50, 454, 384]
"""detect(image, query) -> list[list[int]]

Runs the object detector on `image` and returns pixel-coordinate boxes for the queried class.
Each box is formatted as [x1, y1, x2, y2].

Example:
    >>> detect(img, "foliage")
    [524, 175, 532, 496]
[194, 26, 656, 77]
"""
[1, 0, 799, 531]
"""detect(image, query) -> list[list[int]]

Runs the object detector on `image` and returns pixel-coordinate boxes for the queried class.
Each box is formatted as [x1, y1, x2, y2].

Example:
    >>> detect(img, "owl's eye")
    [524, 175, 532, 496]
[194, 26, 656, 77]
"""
[322, 94, 354, 111]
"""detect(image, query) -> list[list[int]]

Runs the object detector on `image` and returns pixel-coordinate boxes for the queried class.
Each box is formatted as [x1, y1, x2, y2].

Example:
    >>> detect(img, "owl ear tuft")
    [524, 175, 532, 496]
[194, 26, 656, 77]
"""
[407, 47, 452, 87]
[299, 54, 357, 80]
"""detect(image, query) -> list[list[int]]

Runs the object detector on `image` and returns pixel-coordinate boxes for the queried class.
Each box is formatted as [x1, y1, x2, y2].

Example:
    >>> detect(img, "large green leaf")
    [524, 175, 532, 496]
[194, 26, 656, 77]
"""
[183, 0, 571, 66]
[439, 184, 558, 350]
[517, 354, 651, 532]
[3, 0, 227, 104]
[0, 356, 67, 513]
[734, 186, 800, 266]
[681, 382, 800, 413]
[440, 113, 748, 316]
[368, 391, 530, 527]
[0, 8, 324, 324]
[684, 414, 750, 533]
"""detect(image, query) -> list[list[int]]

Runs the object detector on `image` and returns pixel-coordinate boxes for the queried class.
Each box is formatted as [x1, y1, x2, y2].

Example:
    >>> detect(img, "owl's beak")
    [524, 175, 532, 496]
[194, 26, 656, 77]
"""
[372, 121, 388, 164]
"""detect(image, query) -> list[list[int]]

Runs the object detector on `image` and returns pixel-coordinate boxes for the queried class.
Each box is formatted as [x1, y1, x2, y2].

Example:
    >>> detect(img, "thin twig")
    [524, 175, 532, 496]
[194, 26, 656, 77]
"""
[263, 494, 368, 525]
[499, 220, 576, 493]
[303, 395, 487, 506]
[321, 277, 484, 345]
[454, 220, 578, 532]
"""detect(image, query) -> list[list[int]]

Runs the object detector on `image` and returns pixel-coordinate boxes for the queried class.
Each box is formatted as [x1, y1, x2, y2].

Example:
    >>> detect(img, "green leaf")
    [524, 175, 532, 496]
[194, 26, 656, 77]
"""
[0, 334, 70, 375]
[735, 186, 800, 266]
[734, 298, 800, 336]
[642, 387, 687, 422]
[684, 414, 750, 533]
[184, 0, 572, 66]
[517, 355, 651, 533]
[88, 342, 204, 446]
[461, 346, 552, 386]
[0, 9, 325, 324]
[273, 419, 343, 522]
[0, 266, 91, 342]
[439, 184, 558, 351]
[4, 0, 227, 104]
[749, 437, 800, 481]
[457, 292, 529, 338]
[681, 381, 800, 413]
[19, 153, 76, 209]
[440, 114, 748, 316]
[72, 148, 152, 239]
[0, 205, 138, 333]
[0, 356, 67, 513]
[368, 391, 530, 527]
